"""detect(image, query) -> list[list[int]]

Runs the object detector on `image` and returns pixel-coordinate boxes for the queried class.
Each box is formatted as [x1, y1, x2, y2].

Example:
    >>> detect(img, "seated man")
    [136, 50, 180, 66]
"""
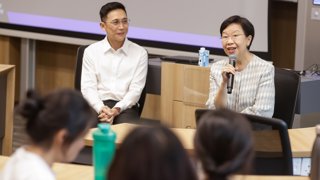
[81, 2, 148, 124]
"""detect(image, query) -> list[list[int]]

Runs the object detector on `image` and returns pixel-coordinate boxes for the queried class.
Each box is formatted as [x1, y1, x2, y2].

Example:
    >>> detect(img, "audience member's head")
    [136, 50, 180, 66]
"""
[310, 125, 320, 180]
[194, 109, 254, 180]
[220, 15, 255, 50]
[16, 89, 96, 163]
[108, 125, 198, 180]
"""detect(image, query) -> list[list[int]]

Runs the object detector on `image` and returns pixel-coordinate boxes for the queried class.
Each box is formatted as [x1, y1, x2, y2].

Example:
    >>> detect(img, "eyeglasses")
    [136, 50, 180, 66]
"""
[221, 34, 244, 42]
[105, 18, 130, 26]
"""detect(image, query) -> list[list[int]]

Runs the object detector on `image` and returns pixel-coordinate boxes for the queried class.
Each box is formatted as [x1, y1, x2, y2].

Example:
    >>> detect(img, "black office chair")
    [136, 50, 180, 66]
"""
[74, 45, 147, 117]
[74, 45, 88, 91]
[244, 113, 293, 175]
[195, 109, 293, 175]
[273, 68, 300, 129]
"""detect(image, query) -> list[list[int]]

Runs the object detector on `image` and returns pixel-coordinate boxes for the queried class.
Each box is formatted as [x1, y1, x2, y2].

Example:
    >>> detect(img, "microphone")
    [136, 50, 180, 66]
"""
[227, 54, 237, 94]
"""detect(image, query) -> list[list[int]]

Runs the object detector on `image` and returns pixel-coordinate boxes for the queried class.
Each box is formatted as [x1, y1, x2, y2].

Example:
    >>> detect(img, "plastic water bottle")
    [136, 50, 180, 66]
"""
[204, 49, 210, 67]
[93, 123, 116, 180]
[198, 47, 205, 66]
[199, 47, 209, 67]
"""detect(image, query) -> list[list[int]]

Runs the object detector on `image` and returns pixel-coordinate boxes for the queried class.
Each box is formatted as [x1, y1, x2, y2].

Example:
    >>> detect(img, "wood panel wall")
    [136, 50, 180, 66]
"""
[36, 41, 78, 94]
[270, 1, 297, 69]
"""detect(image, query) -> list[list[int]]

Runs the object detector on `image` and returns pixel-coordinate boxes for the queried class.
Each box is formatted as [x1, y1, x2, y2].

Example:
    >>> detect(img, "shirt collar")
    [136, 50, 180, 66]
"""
[102, 36, 129, 55]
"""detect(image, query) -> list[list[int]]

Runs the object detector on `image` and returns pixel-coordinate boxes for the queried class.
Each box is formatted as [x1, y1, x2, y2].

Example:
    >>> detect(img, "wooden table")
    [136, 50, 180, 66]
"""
[0, 155, 309, 180]
[289, 127, 315, 157]
[84, 123, 195, 153]
[85, 124, 316, 158]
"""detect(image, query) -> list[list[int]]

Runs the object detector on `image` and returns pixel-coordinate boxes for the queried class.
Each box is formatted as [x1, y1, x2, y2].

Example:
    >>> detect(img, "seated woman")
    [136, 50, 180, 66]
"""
[206, 15, 275, 117]
[194, 109, 254, 180]
[1, 89, 96, 180]
[310, 125, 320, 180]
[108, 125, 198, 180]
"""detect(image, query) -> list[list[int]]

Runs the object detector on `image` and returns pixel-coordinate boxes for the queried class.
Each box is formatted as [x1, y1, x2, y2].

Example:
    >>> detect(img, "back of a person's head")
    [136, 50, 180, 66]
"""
[194, 109, 254, 180]
[16, 89, 96, 150]
[108, 125, 198, 180]
[310, 125, 320, 180]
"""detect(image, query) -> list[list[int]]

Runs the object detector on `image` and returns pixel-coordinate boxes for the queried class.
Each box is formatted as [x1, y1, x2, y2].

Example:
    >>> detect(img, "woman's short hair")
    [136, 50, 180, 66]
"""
[220, 15, 255, 50]
[16, 89, 96, 150]
[108, 125, 197, 180]
[194, 109, 254, 180]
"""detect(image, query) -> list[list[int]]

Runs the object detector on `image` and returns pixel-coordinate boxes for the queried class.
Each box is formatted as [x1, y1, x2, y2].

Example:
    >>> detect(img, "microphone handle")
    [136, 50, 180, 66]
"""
[227, 60, 236, 94]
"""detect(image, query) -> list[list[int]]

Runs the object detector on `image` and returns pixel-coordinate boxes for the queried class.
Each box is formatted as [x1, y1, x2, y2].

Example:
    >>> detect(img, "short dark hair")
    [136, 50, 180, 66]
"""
[99, 2, 127, 22]
[108, 125, 197, 180]
[194, 109, 254, 180]
[16, 89, 96, 150]
[220, 15, 255, 50]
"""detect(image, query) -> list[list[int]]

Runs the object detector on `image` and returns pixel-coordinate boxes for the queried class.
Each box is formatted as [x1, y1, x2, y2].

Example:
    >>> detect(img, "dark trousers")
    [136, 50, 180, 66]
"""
[102, 100, 140, 124]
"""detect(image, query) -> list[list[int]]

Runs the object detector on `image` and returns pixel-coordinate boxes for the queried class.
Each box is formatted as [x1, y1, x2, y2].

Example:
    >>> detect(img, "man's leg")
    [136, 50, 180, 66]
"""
[112, 107, 140, 124]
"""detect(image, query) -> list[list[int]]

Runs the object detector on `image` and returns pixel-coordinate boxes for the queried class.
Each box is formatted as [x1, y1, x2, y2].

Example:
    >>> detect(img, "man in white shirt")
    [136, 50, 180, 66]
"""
[81, 2, 148, 124]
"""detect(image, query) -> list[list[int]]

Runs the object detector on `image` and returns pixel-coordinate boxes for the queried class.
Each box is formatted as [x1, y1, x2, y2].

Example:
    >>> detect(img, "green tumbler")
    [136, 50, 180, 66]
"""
[93, 123, 116, 180]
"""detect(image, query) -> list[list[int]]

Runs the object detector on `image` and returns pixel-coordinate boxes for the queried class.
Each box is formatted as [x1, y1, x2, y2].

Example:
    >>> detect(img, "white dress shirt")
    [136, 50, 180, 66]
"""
[206, 55, 275, 117]
[0, 147, 55, 180]
[81, 37, 148, 113]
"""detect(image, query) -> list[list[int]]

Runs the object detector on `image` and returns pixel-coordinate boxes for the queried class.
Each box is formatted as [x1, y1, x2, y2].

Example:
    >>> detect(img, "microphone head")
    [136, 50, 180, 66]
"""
[229, 54, 237, 61]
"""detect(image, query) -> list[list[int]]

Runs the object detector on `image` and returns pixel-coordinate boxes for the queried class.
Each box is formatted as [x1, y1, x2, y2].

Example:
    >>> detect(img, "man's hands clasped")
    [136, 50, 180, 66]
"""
[98, 106, 121, 124]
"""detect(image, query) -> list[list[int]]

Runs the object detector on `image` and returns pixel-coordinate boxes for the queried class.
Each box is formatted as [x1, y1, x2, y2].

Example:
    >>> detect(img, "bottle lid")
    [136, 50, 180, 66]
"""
[98, 123, 110, 134]
[93, 123, 116, 141]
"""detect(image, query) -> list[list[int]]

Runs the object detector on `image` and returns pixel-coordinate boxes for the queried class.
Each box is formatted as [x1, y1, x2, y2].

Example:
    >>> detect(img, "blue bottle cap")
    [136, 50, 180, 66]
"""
[93, 123, 116, 141]
[98, 123, 110, 134]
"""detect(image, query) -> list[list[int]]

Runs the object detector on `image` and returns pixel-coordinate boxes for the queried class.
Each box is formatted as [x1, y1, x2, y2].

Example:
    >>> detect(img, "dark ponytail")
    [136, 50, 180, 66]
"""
[194, 109, 254, 180]
[18, 90, 43, 126]
[16, 89, 96, 149]
[203, 143, 253, 180]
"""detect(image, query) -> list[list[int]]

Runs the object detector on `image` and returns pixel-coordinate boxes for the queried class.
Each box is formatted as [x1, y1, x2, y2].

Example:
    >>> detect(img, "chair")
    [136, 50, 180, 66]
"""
[273, 68, 300, 129]
[74, 45, 88, 91]
[244, 113, 293, 175]
[74, 45, 146, 117]
[195, 109, 293, 175]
